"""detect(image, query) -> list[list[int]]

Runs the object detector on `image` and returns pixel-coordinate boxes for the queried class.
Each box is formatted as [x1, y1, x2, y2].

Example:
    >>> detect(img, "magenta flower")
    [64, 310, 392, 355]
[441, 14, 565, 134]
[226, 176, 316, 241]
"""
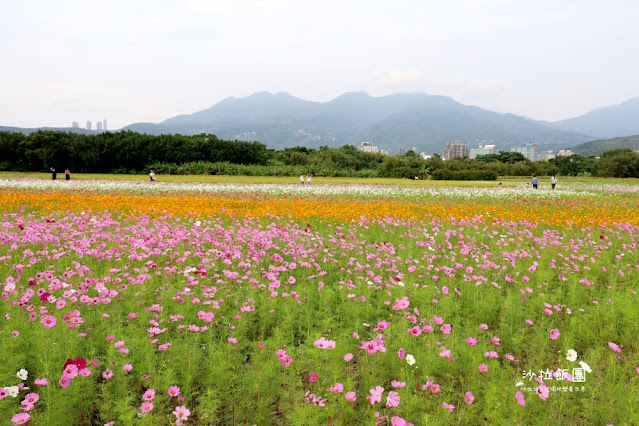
[168, 385, 180, 397]
[608, 342, 622, 353]
[491, 336, 501, 345]
[41, 315, 57, 329]
[478, 363, 488, 372]
[442, 402, 455, 412]
[11, 413, 30, 424]
[465, 391, 474, 405]
[330, 383, 344, 393]
[140, 402, 154, 413]
[122, 364, 133, 372]
[59, 375, 71, 388]
[390, 416, 414, 426]
[516, 391, 526, 406]
[386, 390, 400, 407]
[368, 386, 384, 405]
[173, 405, 191, 421]
[34, 378, 48, 386]
[344, 391, 357, 401]
[309, 373, 318, 382]
[536, 384, 549, 400]
[549, 329, 560, 340]
[397, 348, 405, 360]
[143, 389, 156, 401]
[466, 337, 478, 346]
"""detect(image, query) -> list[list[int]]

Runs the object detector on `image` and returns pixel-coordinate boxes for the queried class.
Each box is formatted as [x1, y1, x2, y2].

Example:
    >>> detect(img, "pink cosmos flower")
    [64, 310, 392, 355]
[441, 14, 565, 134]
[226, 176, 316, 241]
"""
[478, 363, 488, 372]
[386, 391, 400, 407]
[173, 405, 191, 421]
[228, 337, 237, 344]
[309, 373, 318, 382]
[465, 391, 474, 405]
[11, 413, 30, 424]
[168, 385, 180, 397]
[102, 368, 113, 380]
[143, 389, 156, 401]
[34, 378, 48, 386]
[442, 402, 455, 412]
[525, 319, 534, 326]
[491, 337, 501, 345]
[516, 391, 526, 406]
[59, 375, 71, 388]
[343, 353, 354, 362]
[344, 391, 357, 401]
[22, 393, 39, 407]
[391, 380, 406, 388]
[122, 364, 133, 372]
[536, 384, 549, 400]
[479, 324, 488, 330]
[140, 402, 154, 412]
[63, 364, 79, 379]
[397, 348, 405, 360]
[549, 329, 560, 340]
[12, 331, 19, 337]
[390, 416, 414, 426]
[608, 342, 622, 353]
[330, 383, 344, 393]
[466, 337, 478, 346]
[368, 386, 384, 405]
[41, 315, 57, 329]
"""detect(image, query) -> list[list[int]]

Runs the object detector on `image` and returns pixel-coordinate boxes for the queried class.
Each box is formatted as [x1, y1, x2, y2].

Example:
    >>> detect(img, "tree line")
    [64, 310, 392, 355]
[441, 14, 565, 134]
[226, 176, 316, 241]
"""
[1, 130, 638, 178]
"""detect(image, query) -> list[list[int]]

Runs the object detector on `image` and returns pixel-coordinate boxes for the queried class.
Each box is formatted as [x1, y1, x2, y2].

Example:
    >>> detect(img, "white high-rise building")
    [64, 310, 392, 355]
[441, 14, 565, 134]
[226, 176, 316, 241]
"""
[86, 121, 92, 131]
[103, 119, 107, 131]
[71, 122, 79, 128]
[96, 121, 103, 131]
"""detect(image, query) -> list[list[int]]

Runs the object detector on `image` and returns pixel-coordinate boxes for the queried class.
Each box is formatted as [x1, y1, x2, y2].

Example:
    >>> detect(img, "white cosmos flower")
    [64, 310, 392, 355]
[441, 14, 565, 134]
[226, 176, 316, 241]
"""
[515, 382, 524, 387]
[406, 354, 416, 366]
[7, 386, 20, 397]
[566, 349, 578, 362]
[16, 369, 28, 381]
[579, 361, 592, 373]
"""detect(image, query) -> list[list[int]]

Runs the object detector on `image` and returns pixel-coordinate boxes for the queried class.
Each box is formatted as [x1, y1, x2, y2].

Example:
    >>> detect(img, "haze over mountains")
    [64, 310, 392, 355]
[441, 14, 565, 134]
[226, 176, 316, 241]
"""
[3, 92, 639, 155]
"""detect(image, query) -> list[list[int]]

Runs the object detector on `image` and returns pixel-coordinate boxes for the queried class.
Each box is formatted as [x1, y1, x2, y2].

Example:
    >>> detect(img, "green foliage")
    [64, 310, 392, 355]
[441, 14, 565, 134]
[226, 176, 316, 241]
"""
[572, 135, 639, 157]
[431, 169, 498, 180]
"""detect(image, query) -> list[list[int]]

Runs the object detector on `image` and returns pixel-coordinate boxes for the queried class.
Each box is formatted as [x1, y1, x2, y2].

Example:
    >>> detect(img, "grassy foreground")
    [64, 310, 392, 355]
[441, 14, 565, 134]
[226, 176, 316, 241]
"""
[0, 179, 638, 425]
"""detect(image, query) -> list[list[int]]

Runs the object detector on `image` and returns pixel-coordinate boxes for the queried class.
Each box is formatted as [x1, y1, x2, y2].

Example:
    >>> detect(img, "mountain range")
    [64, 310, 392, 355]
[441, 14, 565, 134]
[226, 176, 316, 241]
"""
[124, 91, 593, 153]
[4, 92, 639, 154]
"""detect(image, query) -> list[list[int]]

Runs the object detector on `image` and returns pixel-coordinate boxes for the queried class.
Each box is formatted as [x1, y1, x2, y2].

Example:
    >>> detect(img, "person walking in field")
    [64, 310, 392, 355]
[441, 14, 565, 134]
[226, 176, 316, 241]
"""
[300, 174, 304, 184]
[51, 167, 57, 180]
[307, 174, 312, 185]
[65, 168, 70, 180]
[531, 175, 538, 189]
[551, 175, 557, 189]
[149, 170, 156, 182]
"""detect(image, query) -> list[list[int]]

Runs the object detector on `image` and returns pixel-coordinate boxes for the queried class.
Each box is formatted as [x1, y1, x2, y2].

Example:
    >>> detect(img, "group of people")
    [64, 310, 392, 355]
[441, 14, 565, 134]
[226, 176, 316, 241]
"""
[50, 167, 71, 180]
[300, 174, 313, 185]
[525, 174, 557, 189]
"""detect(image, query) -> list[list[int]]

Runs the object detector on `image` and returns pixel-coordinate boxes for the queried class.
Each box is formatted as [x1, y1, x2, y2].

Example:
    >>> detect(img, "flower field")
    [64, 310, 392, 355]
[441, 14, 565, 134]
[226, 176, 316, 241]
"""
[1, 179, 638, 425]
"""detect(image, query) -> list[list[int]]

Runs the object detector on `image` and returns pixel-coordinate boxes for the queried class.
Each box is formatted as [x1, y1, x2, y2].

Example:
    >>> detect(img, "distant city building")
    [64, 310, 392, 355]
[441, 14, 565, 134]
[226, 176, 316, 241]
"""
[511, 142, 539, 161]
[556, 149, 574, 157]
[71, 122, 79, 128]
[103, 119, 107, 131]
[538, 150, 556, 160]
[469, 144, 499, 159]
[96, 121, 103, 131]
[379, 149, 390, 156]
[86, 120, 92, 131]
[396, 147, 407, 156]
[420, 153, 432, 160]
[443, 141, 469, 160]
[357, 141, 379, 153]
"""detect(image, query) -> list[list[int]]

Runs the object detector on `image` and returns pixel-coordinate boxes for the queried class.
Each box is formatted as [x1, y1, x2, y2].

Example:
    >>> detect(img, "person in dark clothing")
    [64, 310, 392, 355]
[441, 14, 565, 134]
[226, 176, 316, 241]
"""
[51, 167, 57, 180]
[65, 168, 70, 180]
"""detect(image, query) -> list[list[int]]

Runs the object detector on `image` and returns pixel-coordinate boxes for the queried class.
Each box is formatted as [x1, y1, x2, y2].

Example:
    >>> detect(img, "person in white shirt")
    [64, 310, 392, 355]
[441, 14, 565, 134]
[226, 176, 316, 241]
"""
[551, 175, 557, 189]
[149, 170, 156, 182]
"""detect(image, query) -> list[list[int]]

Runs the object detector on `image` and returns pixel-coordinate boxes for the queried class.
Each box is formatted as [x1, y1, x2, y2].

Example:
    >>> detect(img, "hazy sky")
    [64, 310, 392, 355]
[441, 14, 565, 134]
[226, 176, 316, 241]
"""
[2, 0, 638, 130]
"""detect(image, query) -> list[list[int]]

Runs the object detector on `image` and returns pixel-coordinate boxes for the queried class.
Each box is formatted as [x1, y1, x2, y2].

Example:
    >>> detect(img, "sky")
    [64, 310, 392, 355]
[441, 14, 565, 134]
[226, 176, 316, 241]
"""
[1, 0, 638, 130]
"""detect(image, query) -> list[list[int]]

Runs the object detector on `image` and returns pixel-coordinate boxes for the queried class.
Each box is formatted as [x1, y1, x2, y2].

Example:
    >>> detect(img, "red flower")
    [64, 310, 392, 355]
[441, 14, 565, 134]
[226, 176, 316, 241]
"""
[63, 357, 87, 371]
